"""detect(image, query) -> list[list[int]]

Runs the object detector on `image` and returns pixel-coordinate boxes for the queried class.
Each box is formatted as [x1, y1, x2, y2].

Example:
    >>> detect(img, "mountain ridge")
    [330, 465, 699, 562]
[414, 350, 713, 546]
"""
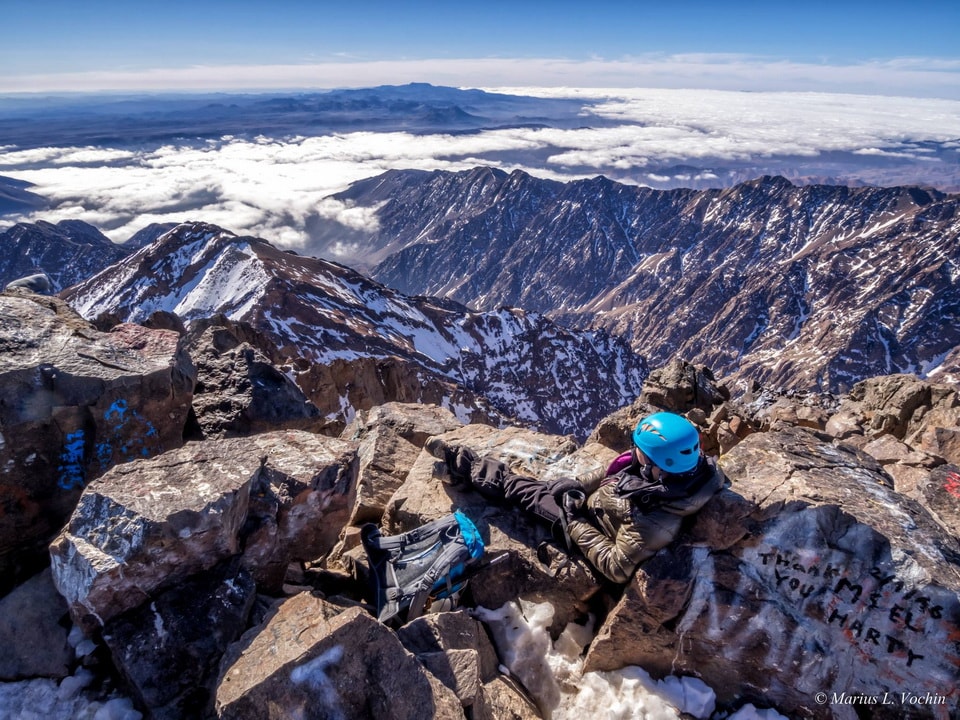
[62, 221, 648, 439]
[310, 169, 960, 393]
[0, 219, 133, 292]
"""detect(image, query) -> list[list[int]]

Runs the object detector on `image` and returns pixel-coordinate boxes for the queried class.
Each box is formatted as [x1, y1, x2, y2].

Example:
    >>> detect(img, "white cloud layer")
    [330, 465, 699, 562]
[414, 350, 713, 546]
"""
[2, 88, 960, 251]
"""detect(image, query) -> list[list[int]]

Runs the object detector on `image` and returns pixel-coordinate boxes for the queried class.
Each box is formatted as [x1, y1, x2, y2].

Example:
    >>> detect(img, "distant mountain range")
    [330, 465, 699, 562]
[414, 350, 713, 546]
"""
[4, 170, 957, 425]
[0, 175, 47, 215]
[0, 84, 594, 150]
[59, 222, 647, 439]
[317, 169, 960, 392]
[0, 220, 130, 292]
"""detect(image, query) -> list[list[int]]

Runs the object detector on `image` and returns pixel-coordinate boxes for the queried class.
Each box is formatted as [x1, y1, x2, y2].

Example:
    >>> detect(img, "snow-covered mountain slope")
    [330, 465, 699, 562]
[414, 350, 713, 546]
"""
[323, 169, 960, 392]
[64, 222, 647, 438]
[0, 220, 132, 292]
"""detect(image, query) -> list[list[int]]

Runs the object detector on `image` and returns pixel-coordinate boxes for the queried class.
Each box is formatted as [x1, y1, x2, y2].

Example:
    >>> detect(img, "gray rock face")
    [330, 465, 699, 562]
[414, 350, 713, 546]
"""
[49, 430, 359, 629]
[585, 426, 960, 718]
[0, 292, 194, 593]
[185, 322, 329, 439]
[101, 559, 256, 720]
[214, 593, 464, 720]
[0, 568, 72, 680]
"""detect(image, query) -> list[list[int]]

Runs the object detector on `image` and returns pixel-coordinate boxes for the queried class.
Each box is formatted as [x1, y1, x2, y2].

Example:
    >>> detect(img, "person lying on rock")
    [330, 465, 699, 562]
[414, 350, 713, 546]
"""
[426, 412, 727, 584]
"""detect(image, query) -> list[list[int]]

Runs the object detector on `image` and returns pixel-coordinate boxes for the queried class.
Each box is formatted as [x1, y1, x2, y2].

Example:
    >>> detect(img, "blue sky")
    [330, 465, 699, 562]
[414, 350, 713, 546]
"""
[3, 0, 960, 97]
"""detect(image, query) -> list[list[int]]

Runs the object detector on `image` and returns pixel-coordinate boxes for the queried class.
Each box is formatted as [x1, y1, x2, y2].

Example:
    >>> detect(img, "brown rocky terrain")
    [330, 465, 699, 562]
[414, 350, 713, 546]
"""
[0, 276, 957, 719]
[0, 290, 194, 593]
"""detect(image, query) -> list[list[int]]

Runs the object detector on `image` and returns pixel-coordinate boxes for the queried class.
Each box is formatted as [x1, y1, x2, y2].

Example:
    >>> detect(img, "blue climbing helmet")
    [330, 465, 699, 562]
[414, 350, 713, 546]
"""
[632, 412, 701, 474]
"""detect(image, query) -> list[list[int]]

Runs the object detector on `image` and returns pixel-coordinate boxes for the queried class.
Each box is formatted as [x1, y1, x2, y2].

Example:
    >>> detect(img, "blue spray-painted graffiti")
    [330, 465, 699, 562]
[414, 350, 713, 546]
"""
[96, 399, 161, 468]
[105, 399, 128, 422]
[58, 399, 163, 491]
[57, 430, 87, 491]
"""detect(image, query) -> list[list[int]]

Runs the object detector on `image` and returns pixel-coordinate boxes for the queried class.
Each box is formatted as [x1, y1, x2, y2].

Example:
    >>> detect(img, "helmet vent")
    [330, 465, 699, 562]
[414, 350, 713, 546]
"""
[639, 422, 666, 441]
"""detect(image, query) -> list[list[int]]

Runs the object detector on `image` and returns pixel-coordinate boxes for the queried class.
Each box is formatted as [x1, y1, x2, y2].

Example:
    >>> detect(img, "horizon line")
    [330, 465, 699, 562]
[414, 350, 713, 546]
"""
[3, 54, 960, 100]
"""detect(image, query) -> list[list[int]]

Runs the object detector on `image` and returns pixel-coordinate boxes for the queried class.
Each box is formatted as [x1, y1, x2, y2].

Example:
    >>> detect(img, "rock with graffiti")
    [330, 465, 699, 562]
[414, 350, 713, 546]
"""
[585, 425, 960, 719]
[0, 292, 195, 594]
[49, 430, 359, 632]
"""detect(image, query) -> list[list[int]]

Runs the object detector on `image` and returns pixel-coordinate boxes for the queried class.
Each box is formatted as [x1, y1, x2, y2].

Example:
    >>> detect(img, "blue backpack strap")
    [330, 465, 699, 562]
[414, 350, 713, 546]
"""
[454, 509, 485, 559]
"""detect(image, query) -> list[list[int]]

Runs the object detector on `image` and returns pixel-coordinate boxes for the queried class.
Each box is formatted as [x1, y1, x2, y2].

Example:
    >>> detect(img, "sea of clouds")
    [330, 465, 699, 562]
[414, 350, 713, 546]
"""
[1, 87, 959, 261]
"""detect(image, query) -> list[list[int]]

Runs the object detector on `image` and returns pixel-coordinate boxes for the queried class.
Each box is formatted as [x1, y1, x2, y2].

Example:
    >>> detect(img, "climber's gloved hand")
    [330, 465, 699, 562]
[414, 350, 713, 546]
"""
[562, 488, 586, 518]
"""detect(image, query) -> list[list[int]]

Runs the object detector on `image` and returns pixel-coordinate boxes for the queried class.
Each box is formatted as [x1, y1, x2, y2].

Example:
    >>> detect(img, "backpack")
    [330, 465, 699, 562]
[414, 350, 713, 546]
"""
[361, 510, 485, 624]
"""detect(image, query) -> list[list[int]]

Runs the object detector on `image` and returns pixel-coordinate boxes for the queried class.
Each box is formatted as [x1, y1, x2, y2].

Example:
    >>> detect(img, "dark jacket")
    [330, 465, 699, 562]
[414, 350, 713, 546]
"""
[567, 454, 726, 583]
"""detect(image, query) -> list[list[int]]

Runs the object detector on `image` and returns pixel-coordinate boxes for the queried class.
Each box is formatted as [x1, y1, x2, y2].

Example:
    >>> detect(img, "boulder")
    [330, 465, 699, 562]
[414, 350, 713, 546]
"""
[478, 677, 542, 720]
[587, 359, 753, 458]
[885, 464, 930, 496]
[297, 355, 506, 436]
[49, 430, 358, 629]
[49, 438, 257, 632]
[214, 593, 464, 720]
[381, 424, 599, 634]
[763, 398, 830, 430]
[338, 403, 462, 526]
[0, 293, 194, 593]
[185, 323, 330, 439]
[341, 402, 467, 448]
[0, 568, 72, 680]
[639, 359, 729, 414]
[840, 374, 960, 444]
[585, 426, 960, 718]
[585, 398, 660, 451]
[861, 433, 914, 464]
[920, 425, 960, 466]
[4, 273, 54, 294]
[824, 409, 864, 440]
[101, 559, 256, 720]
[240, 431, 359, 592]
[539, 441, 619, 486]
[909, 465, 960, 543]
[396, 609, 503, 717]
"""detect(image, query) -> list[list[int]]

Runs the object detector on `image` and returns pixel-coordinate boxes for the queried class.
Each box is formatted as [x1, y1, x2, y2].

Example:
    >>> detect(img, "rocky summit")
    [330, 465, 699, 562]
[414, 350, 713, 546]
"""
[0, 172, 959, 719]
[0, 275, 957, 720]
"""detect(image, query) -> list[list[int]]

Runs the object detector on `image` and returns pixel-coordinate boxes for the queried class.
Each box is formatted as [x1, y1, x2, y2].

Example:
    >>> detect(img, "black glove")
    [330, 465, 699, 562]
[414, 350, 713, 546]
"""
[547, 477, 584, 502]
[561, 488, 586, 518]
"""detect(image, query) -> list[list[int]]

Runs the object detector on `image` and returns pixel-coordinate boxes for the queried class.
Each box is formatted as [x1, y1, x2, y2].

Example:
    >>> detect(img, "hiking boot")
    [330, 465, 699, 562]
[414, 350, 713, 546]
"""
[425, 437, 479, 485]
